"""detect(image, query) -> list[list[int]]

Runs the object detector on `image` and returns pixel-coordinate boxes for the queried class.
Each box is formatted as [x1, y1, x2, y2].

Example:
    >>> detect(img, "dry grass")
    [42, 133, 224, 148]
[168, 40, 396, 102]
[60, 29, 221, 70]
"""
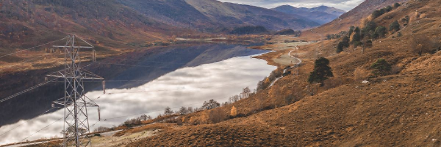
[126, 0, 440, 146]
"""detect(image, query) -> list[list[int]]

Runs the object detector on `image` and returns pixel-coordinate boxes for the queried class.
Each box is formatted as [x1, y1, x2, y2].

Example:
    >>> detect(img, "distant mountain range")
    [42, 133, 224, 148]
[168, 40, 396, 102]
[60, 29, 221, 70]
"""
[272, 5, 346, 25]
[303, 0, 407, 37]
[0, 0, 345, 52]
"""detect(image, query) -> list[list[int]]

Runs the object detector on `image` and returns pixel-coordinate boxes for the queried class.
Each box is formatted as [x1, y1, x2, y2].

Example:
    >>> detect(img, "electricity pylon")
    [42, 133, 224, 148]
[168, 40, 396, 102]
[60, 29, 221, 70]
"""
[47, 34, 103, 147]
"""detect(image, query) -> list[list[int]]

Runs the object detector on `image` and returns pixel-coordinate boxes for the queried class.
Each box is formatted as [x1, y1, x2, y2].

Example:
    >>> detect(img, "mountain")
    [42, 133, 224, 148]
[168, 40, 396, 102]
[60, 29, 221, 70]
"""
[301, 0, 408, 38]
[117, 0, 320, 32]
[0, 0, 185, 52]
[272, 5, 345, 25]
[0, 0, 324, 54]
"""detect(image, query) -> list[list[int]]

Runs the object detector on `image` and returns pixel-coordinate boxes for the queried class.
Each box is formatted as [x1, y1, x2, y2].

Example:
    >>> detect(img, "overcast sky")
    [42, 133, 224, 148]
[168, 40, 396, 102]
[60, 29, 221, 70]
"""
[217, 0, 365, 11]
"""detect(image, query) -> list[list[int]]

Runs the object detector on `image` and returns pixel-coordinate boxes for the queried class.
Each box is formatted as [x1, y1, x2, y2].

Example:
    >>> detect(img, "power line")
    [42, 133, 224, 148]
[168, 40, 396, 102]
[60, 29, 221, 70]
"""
[0, 36, 68, 59]
[0, 62, 98, 104]
[0, 107, 56, 138]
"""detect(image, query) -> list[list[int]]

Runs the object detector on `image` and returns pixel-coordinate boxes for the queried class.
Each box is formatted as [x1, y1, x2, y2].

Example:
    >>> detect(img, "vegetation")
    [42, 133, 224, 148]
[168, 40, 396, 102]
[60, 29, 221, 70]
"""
[374, 26, 387, 38]
[371, 59, 391, 76]
[389, 20, 400, 32]
[348, 26, 355, 36]
[362, 21, 377, 39]
[336, 36, 350, 53]
[274, 29, 301, 36]
[308, 57, 333, 85]
[371, 5, 397, 19]
[394, 3, 401, 8]
[230, 26, 268, 35]
[164, 107, 174, 116]
[230, 106, 237, 117]
[326, 31, 347, 40]
[351, 27, 361, 46]
[401, 16, 410, 26]
[202, 99, 221, 110]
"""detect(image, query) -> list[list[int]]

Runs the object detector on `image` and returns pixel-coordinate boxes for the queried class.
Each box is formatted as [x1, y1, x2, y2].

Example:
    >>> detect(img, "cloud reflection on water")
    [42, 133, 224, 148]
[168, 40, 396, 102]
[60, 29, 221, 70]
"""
[0, 53, 275, 145]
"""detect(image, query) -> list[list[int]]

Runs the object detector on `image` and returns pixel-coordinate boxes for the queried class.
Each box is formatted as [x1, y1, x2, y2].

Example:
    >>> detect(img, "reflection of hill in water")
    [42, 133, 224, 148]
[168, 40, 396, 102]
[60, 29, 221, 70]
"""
[107, 44, 266, 89]
[0, 44, 266, 126]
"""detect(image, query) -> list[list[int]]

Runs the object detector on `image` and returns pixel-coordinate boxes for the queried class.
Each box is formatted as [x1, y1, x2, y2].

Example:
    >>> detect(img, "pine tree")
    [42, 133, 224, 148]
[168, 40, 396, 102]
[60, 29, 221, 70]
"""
[371, 59, 391, 76]
[389, 20, 400, 32]
[308, 57, 334, 85]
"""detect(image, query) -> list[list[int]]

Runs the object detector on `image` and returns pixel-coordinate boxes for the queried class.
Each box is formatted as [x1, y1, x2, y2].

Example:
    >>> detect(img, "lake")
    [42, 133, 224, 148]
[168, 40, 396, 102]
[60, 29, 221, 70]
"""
[0, 44, 276, 145]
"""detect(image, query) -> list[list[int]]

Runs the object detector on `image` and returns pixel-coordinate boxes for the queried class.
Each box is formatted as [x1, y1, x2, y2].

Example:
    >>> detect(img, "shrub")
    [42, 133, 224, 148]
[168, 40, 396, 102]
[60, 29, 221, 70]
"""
[385, 6, 393, 12]
[372, 10, 384, 18]
[371, 59, 391, 76]
[337, 42, 344, 53]
[394, 3, 401, 8]
[348, 26, 355, 36]
[389, 20, 400, 32]
[374, 26, 387, 38]
[362, 21, 377, 39]
[209, 108, 228, 124]
[230, 106, 237, 117]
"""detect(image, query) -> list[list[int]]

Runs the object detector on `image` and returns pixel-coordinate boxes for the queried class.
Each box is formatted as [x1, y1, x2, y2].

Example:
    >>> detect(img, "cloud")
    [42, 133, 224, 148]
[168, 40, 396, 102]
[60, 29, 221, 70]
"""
[217, 0, 365, 11]
[0, 54, 276, 145]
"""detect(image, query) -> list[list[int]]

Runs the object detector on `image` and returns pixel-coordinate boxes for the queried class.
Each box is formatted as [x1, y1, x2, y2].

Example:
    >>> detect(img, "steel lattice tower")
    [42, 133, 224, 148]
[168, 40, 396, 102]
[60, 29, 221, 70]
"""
[47, 34, 103, 147]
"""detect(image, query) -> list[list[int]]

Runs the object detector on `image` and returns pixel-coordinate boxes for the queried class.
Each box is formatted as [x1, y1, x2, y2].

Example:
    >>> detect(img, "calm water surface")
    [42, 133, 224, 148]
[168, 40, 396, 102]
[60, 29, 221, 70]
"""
[0, 44, 276, 145]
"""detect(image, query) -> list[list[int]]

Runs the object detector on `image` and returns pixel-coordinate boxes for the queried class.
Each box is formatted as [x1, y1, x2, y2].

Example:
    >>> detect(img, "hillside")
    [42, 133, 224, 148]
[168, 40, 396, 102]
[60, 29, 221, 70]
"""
[118, 0, 320, 32]
[122, 0, 440, 146]
[272, 5, 345, 25]
[0, 0, 182, 49]
[301, 0, 407, 39]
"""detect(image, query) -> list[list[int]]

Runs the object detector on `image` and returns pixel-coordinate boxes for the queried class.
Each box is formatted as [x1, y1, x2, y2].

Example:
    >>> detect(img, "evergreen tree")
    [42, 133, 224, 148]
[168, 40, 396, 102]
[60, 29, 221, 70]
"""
[371, 59, 391, 76]
[352, 27, 361, 43]
[394, 3, 401, 8]
[362, 21, 377, 39]
[373, 26, 387, 38]
[389, 20, 400, 32]
[308, 57, 334, 85]
[342, 36, 350, 47]
[337, 42, 344, 53]
[348, 26, 355, 36]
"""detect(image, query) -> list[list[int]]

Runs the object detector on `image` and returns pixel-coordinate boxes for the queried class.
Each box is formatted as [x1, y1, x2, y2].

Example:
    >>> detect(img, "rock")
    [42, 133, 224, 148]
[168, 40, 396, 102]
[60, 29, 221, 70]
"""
[362, 80, 369, 84]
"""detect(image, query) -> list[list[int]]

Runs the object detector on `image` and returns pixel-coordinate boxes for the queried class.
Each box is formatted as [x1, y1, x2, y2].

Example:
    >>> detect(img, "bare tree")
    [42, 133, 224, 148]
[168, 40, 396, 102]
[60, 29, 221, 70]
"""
[164, 107, 174, 116]
[187, 107, 193, 113]
[179, 107, 188, 115]
[140, 114, 148, 121]
[202, 99, 220, 110]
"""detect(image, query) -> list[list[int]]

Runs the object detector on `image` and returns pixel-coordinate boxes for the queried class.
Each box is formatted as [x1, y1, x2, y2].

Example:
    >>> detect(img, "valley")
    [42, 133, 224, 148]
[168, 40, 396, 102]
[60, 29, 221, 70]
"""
[0, 0, 440, 147]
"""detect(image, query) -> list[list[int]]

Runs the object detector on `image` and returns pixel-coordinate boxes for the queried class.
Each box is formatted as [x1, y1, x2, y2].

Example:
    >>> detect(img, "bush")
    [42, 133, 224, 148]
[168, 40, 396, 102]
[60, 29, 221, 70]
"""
[385, 6, 393, 12]
[372, 10, 384, 19]
[230, 106, 237, 117]
[337, 42, 344, 53]
[362, 21, 377, 39]
[389, 20, 400, 32]
[230, 26, 268, 35]
[374, 26, 387, 38]
[209, 108, 228, 124]
[394, 3, 401, 8]
[371, 59, 391, 76]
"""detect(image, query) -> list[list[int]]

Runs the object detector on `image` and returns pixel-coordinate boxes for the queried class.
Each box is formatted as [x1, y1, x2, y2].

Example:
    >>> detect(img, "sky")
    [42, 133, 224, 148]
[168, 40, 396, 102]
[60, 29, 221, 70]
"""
[217, 0, 365, 11]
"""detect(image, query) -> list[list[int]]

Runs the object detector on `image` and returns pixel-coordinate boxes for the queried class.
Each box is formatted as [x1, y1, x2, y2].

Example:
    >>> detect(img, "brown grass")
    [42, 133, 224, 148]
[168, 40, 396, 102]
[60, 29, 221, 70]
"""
[126, 0, 440, 146]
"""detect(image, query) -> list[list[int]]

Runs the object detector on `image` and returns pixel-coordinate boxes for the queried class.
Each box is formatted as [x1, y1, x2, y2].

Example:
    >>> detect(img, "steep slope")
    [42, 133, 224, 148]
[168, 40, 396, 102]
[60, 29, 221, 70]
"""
[126, 0, 441, 146]
[301, 0, 407, 39]
[117, 0, 320, 32]
[0, 0, 184, 53]
[272, 5, 345, 24]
